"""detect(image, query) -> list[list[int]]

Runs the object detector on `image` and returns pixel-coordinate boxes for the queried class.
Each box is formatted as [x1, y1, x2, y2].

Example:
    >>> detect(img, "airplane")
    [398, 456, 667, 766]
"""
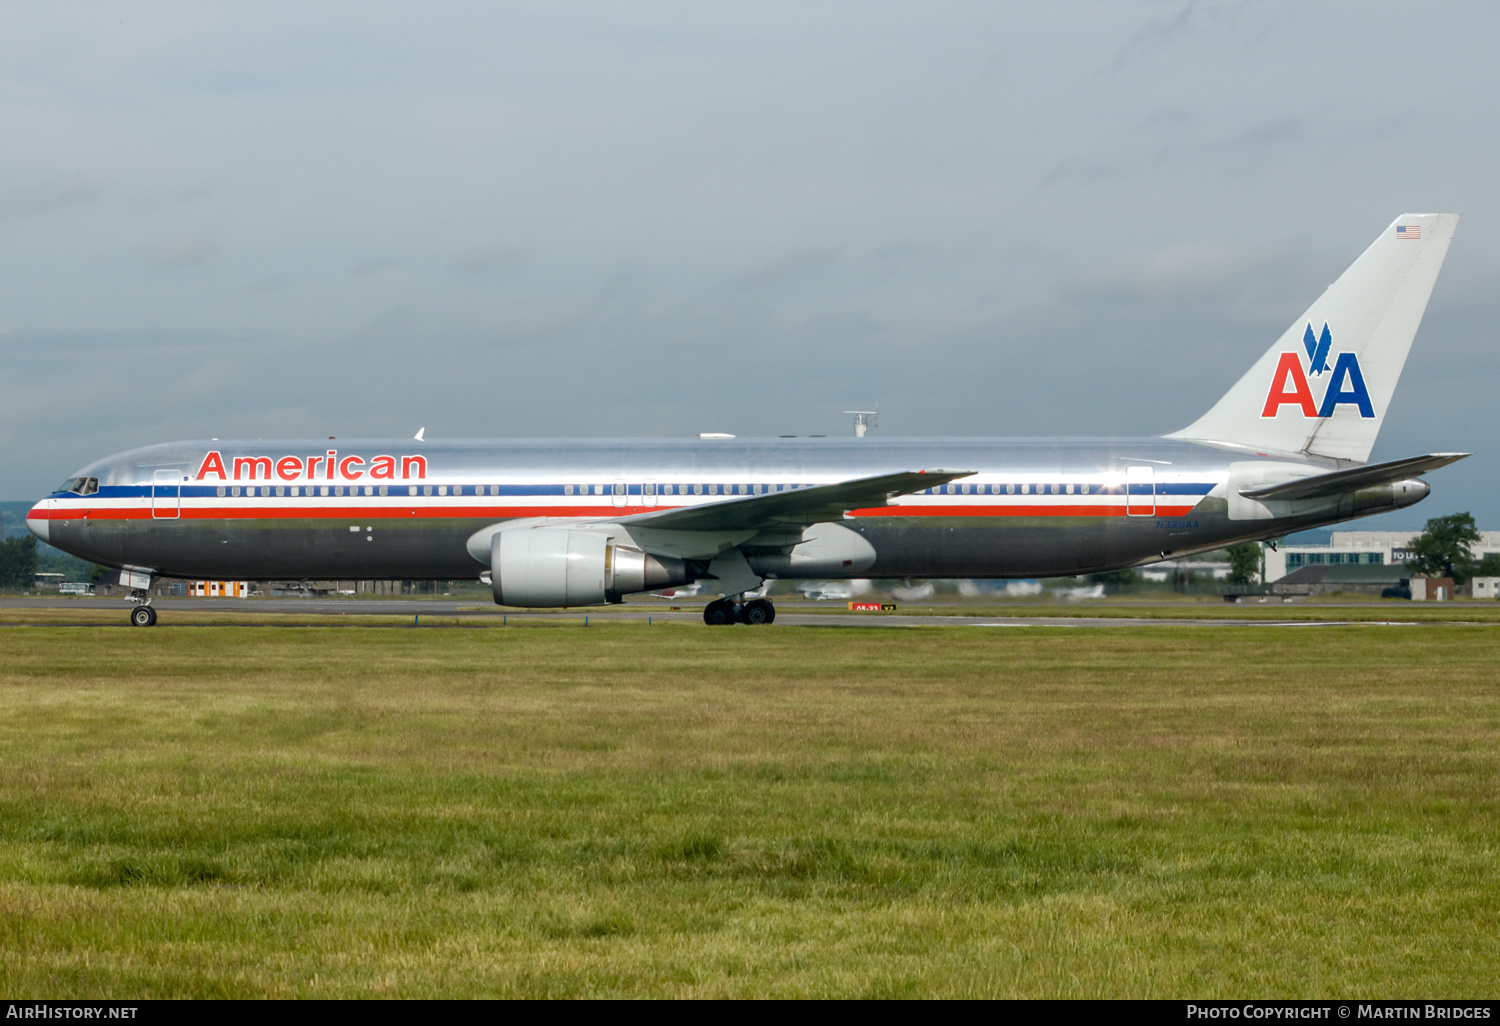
[27, 213, 1466, 628]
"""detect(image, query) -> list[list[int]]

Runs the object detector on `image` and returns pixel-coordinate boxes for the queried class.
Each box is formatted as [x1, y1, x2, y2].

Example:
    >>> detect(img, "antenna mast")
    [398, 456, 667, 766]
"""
[843, 410, 878, 437]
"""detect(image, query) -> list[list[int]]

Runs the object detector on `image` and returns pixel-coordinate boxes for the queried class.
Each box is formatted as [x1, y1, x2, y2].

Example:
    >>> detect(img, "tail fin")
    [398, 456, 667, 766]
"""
[1166, 213, 1459, 463]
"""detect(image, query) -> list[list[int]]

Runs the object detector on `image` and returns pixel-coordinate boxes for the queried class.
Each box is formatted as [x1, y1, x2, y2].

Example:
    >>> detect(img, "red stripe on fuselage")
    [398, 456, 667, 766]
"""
[33, 501, 1201, 521]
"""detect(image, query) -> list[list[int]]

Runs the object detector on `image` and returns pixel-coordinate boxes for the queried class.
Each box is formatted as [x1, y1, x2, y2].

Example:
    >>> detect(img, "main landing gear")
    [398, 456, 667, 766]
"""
[703, 598, 776, 626]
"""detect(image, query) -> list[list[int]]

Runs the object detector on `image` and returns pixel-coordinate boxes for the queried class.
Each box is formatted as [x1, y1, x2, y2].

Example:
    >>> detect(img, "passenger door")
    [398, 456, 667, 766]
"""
[152, 469, 182, 520]
[1125, 465, 1154, 517]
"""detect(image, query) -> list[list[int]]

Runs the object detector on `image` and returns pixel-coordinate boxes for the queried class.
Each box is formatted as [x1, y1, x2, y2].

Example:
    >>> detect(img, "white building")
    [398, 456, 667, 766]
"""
[1264, 531, 1500, 582]
[1470, 577, 1500, 599]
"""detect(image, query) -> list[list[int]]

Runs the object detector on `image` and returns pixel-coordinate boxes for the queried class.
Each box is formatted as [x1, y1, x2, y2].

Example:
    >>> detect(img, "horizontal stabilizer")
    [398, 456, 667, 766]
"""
[1240, 452, 1468, 502]
[615, 469, 975, 532]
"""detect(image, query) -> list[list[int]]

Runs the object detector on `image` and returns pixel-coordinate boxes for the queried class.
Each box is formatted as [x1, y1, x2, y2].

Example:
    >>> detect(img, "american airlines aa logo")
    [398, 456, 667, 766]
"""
[1260, 322, 1375, 419]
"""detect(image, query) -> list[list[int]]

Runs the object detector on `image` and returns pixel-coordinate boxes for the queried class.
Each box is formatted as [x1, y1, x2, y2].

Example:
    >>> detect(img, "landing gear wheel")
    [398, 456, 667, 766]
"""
[741, 599, 775, 625]
[130, 606, 157, 628]
[703, 599, 736, 626]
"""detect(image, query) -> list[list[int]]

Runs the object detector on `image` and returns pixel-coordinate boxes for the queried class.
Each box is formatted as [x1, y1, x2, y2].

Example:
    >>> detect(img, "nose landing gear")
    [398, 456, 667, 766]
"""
[127, 586, 157, 627]
[702, 597, 776, 626]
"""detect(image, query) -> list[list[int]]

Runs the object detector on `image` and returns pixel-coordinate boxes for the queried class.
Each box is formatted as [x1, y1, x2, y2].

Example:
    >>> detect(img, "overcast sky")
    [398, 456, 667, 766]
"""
[1, 2, 1496, 528]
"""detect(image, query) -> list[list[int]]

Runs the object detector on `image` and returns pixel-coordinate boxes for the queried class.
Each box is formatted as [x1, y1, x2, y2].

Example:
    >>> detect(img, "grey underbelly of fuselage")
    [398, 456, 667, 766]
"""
[48, 508, 1255, 581]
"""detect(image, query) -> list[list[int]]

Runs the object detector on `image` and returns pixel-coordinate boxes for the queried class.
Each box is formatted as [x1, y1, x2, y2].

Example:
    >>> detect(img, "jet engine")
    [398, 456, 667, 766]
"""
[490, 528, 690, 607]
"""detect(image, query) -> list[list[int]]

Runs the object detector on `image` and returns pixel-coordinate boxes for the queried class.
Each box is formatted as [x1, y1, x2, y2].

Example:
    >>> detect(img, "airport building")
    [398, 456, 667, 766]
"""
[1264, 531, 1500, 582]
[1469, 577, 1500, 599]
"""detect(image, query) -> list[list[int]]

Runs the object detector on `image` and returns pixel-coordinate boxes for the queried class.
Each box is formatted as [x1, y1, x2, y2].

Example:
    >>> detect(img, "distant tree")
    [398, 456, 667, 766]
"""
[0, 535, 39, 589]
[1226, 542, 1262, 585]
[35, 548, 104, 583]
[1404, 512, 1481, 584]
[1474, 553, 1500, 578]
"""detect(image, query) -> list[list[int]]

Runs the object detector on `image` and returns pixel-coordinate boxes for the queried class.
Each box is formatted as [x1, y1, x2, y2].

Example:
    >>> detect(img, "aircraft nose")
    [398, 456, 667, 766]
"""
[25, 500, 50, 544]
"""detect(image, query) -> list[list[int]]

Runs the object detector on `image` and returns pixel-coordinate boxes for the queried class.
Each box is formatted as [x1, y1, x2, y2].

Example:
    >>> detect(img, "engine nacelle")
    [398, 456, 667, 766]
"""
[491, 528, 690, 607]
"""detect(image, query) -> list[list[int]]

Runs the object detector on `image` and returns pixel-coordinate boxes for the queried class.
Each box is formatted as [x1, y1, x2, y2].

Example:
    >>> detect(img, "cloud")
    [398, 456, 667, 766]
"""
[720, 246, 841, 294]
[0, 179, 101, 219]
[148, 235, 217, 269]
[0, 2, 1496, 529]
[1186, 116, 1305, 172]
[352, 257, 396, 277]
[132, 184, 214, 211]
[1066, 241, 1292, 303]
[1112, 0, 1246, 70]
[1034, 157, 1120, 194]
[250, 273, 293, 293]
[449, 247, 528, 277]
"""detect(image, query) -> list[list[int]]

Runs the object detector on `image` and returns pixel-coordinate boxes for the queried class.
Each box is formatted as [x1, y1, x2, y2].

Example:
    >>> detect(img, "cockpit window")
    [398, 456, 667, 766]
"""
[56, 477, 99, 495]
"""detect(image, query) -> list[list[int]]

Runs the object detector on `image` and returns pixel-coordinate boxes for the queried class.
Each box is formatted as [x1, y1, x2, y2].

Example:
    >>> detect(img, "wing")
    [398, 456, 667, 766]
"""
[1239, 452, 1468, 502]
[607, 469, 976, 533]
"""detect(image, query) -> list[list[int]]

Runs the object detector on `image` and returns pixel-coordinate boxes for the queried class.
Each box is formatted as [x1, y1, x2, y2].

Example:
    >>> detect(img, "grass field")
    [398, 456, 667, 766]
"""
[0, 621, 1496, 997]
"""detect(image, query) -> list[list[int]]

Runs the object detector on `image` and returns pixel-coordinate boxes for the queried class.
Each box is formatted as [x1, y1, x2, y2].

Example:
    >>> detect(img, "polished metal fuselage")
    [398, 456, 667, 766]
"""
[27, 436, 1418, 581]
